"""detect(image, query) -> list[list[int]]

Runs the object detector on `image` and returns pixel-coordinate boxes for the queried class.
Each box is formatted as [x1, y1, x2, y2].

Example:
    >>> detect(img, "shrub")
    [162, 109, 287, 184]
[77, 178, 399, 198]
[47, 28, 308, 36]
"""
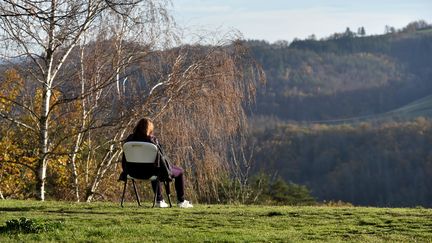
[0, 217, 64, 234]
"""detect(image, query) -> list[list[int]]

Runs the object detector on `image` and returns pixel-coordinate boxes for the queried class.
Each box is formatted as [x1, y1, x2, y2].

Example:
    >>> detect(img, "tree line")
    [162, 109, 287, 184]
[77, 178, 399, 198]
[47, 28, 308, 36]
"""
[248, 21, 432, 121]
[251, 118, 432, 207]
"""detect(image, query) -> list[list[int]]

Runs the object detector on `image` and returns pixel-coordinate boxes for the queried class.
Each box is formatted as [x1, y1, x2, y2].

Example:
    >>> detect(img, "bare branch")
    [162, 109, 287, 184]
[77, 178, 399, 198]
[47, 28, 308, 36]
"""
[0, 158, 37, 173]
[0, 95, 40, 119]
[0, 112, 36, 132]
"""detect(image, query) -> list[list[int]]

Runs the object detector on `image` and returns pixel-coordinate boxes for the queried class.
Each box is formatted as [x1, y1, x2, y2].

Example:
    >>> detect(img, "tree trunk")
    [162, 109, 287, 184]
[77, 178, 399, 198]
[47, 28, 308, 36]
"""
[85, 142, 122, 202]
[69, 142, 81, 202]
[84, 121, 131, 202]
[36, 159, 47, 201]
[37, 83, 51, 200]
[35, 0, 56, 201]
[85, 165, 111, 202]
[68, 104, 86, 202]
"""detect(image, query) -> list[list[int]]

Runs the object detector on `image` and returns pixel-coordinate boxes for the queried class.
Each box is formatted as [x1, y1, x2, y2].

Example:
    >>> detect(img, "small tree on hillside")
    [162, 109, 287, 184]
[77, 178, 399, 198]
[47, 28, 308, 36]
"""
[357, 27, 366, 36]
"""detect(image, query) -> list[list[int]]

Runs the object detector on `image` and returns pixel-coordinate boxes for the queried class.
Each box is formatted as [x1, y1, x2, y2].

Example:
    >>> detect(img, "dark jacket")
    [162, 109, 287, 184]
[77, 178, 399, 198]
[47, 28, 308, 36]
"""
[119, 134, 168, 181]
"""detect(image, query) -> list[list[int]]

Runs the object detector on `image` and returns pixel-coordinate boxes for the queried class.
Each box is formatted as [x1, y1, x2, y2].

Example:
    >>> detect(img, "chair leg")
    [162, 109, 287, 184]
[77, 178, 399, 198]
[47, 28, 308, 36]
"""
[164, 181, 172, 207]
[152, 180, 159, 208]
[121, 180, 127, 207]
[132, 179, 141, 206]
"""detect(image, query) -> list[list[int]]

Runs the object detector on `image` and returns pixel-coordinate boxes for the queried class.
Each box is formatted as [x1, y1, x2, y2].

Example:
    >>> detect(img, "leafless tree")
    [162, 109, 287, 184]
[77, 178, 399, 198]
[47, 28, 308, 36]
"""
[72, 38, 264, 202]
[117, 41, 265, 202]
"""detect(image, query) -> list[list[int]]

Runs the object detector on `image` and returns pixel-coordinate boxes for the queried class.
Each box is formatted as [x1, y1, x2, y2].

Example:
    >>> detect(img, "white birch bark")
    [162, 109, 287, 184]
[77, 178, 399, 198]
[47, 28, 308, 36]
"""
[65, 45, 88, 202]
[85, 149, 121, 202]
[1, 0, 178, 201]
[2, 0, 104, 201]
[84, 124, 131, 202]
[36, 0, 56, 200]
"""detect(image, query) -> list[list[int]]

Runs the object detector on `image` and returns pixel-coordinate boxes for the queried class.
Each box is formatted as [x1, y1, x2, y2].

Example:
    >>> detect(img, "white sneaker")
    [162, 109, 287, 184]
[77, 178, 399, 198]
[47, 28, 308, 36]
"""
[155, 200, 169, 208]
[177, 200, 193, 208]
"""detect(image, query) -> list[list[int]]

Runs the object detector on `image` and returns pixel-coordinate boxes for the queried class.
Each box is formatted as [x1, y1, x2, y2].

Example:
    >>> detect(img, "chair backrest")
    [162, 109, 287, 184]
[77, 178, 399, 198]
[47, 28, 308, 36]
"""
[123, 142, 158, 163]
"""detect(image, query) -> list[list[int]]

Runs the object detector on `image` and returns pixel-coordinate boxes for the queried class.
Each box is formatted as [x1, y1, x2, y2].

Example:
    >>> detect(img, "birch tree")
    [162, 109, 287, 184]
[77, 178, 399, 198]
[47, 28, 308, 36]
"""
[1, 0, 264, 202]
[0, 0, 172, 201]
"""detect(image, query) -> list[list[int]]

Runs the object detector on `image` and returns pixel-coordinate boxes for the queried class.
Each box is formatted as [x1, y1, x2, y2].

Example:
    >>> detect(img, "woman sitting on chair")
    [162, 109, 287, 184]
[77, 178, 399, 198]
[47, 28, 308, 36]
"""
[121, 118, 193, 208]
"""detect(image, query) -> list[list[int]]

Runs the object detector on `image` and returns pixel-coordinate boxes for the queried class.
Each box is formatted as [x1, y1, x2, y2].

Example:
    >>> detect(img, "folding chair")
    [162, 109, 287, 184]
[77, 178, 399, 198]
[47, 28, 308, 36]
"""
[120, 141, 172, 207]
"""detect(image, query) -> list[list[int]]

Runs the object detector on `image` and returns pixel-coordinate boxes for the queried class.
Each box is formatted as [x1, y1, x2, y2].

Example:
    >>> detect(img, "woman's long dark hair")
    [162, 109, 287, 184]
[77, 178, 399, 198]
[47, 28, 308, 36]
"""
[132, 118, 153, 140]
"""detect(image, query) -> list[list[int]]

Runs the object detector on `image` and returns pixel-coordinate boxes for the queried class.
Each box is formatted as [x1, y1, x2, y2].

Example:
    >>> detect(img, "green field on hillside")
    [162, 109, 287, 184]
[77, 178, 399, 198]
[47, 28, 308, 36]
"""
[313, 94, 432, 125]
[386, 94, 432, 118]
[0, 200, 431, 242]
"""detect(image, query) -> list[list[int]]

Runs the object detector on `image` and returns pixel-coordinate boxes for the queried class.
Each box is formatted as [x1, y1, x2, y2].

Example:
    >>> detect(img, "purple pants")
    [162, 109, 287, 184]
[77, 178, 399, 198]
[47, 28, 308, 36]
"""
[152, 164, 185, 202]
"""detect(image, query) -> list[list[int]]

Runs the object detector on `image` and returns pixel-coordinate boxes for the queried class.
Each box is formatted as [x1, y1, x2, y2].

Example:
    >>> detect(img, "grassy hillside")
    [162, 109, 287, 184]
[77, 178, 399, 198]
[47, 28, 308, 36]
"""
[1, 200, 431, 242]
[311, 94, 432, 124]
[387, 94, 432, 118]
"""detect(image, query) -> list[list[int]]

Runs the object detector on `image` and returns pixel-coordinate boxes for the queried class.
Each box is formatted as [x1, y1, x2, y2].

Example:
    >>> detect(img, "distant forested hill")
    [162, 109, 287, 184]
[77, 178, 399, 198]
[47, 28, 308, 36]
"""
[248, 25, 432, 121]
[247, 22, 432, 207]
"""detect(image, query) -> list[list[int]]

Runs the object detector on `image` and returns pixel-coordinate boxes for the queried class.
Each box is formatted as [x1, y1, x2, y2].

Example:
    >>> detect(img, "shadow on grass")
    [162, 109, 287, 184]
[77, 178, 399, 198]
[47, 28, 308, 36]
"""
[265, 211, 284, 217]
[1, 205, 158, 216]
[43, 209, 136, 215]
[0, 207, 47, 212]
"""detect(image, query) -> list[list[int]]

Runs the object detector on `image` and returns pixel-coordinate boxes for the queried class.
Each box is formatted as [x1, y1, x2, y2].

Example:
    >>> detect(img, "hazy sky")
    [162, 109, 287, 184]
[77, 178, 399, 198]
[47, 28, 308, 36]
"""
[172, 0, 432, 42]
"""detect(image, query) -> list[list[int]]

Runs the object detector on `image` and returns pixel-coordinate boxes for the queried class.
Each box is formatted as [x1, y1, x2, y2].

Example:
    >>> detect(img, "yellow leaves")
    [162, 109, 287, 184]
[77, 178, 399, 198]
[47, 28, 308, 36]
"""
[47, 156, 70, 188]
[0, 133, 37, 198]
[22, 156, 37, 164]
[0, 69, 24, 112]
[32, 86, 82, 140]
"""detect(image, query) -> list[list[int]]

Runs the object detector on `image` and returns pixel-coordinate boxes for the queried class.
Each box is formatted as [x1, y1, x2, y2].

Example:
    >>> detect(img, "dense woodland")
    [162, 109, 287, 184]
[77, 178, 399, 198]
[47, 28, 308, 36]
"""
[251, 119, 432, 207]
[249, 22, 432, 121]
[249, 21, 432, 207]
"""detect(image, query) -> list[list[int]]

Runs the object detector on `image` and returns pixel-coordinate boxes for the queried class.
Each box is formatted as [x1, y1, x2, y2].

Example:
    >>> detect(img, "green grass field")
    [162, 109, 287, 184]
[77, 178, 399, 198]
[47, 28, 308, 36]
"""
[0, 200, 431, 242]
